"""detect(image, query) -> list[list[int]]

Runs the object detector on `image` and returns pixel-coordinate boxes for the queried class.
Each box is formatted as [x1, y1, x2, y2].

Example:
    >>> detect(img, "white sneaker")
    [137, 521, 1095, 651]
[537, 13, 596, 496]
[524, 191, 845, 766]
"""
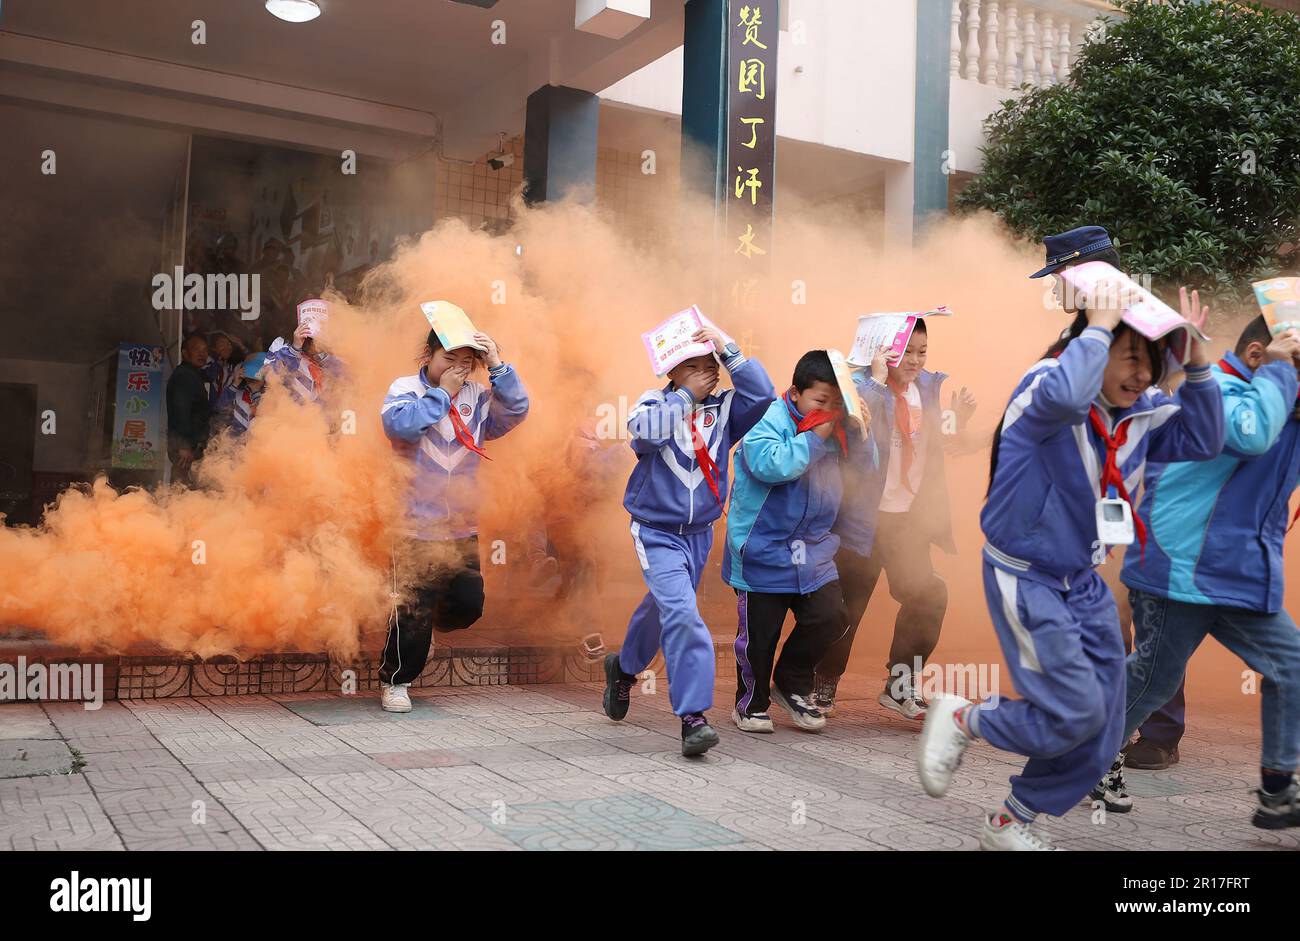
[732, 709, 775, 733]
[878, 687, 927, 721]
[916, 694, 971, 797]
[770, 687, 827, 731]
[980, 813, 1059, 851]
[380, 683, 412, 713]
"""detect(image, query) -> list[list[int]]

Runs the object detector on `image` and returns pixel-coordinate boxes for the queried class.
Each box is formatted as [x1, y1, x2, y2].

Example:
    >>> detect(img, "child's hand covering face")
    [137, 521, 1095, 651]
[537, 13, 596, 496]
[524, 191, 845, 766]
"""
[670, 354, 720, 402]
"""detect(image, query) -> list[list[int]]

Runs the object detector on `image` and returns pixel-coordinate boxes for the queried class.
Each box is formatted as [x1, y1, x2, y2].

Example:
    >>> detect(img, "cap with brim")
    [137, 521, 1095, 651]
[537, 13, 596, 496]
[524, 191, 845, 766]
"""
[1029, 225, 1114, 279]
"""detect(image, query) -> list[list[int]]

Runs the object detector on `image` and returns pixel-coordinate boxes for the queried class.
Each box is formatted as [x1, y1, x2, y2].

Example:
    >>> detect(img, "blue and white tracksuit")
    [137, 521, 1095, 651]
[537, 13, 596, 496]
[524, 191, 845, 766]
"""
[1121, 351, 1300, 771]
[215, 384, 264, 437]
[380, 364, 530, 540]
[724, 396, 846, 713]
[972, 326, 1224, 818]
[264, 340, 346, 404]
[619, 352, 775, 716]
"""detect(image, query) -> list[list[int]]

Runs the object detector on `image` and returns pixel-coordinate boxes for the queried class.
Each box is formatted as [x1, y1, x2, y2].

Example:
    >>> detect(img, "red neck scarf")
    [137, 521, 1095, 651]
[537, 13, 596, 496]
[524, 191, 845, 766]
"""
[690, 418, 723, 509]
[1217, 357, 1300, 533]
[785, 392, 846, 453]
[430, 370, 490, 461]
[1088, 405, 1147, 557]
[886, 378, 916, 492]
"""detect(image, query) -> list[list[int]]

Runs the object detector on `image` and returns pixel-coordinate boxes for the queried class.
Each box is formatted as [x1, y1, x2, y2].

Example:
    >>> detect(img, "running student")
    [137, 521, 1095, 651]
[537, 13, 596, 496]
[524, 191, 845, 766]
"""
[1094, 315, 1300, 830]
[815, 317, 979, 719]
[916, 225, 1225, 851]
[725, 351, 852, 734]
[377, 317, 529, 713]
[602, 322, 774, 756]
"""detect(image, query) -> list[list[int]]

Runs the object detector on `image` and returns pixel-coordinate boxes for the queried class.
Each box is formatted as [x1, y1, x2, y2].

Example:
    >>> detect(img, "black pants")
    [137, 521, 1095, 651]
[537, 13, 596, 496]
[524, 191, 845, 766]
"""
[817, 511, 948, 685]
[734, 581, 848, 715]
[379, 537, 484, 685]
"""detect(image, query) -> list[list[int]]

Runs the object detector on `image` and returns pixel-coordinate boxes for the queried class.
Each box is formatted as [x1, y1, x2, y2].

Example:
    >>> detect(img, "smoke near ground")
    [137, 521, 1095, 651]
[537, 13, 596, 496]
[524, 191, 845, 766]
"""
[0, 193, 1283, 713]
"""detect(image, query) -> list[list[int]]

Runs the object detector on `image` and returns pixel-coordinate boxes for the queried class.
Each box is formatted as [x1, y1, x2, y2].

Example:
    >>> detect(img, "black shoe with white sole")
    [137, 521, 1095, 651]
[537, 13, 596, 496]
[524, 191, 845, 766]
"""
[1088, 757, 1133, 813]
[602, 652, 636, 722]
[681, 713, 719, 756]
[1253, 775, 1300, 830]
[770, 686, 826, 731]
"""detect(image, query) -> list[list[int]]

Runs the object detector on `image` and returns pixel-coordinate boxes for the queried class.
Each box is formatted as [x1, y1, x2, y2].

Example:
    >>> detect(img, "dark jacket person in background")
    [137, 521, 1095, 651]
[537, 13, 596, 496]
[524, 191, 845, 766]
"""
[167, 334, 212, 486]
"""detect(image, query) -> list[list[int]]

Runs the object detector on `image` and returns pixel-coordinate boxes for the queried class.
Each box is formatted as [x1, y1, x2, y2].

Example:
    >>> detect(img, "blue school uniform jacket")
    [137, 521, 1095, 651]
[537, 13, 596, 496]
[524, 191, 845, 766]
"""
[215, 384, 263, 436]
[723, 396, 845, 594]
[834, 368, 956, 558]
[981, 325, 1224, 588]
[622, 352, 775, 534]
[1122, 351, 1300, 613]
[381, 364, 529, 540]
[265, 339, 346, 403]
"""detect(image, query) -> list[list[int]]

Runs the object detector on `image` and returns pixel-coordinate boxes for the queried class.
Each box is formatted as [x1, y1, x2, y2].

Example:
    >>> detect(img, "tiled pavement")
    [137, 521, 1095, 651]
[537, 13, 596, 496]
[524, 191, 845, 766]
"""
[0, 676, 1293, 851]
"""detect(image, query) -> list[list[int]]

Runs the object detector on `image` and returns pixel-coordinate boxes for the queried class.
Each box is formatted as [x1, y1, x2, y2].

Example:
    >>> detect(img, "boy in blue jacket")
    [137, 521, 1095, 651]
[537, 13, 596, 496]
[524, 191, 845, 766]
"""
[377, 319, 529, 713]
[816, 319, 979, 720]
[916, 226, 1225, 850]
[725, 351, 851, 734]
[602, 322, 774, 756]
[1099, 316, 1300, 829]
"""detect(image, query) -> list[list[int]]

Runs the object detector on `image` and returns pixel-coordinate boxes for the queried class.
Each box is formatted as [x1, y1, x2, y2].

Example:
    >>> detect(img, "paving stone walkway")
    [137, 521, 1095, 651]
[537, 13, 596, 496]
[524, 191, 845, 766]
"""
[0, 676, 1292, 851]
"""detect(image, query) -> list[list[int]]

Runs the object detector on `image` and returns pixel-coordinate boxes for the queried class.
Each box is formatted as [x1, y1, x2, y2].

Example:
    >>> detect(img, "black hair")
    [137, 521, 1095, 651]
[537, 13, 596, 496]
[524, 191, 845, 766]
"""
[912, 319, 927, 336]
[419, 328, 485, 367]
[792, 350, 837, 391]
[1235, 315, 1272, 356]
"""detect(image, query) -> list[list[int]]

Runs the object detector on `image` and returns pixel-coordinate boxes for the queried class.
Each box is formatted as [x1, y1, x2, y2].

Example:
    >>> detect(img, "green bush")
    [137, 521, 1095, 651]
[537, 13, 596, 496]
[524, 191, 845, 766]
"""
[957, 0, 1300, 301]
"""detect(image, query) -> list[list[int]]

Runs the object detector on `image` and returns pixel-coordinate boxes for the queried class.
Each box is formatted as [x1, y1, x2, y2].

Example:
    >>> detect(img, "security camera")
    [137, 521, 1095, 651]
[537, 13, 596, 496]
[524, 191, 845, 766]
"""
[488, 152, 515, 171]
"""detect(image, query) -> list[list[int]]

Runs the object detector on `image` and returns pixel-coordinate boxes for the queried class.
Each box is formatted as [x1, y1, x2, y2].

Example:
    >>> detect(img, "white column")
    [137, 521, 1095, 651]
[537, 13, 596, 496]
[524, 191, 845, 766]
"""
[1057, 19, 1073, 81]
[982, 0, 1001, 86]
[1003, 3, 1020, 88]
[1039, 15, 1055, 87]
[950, 0, 964, 78]
[963, 0, 982, 81]
[884, 163, 916, 250]
[1021, 10, 1037, 88]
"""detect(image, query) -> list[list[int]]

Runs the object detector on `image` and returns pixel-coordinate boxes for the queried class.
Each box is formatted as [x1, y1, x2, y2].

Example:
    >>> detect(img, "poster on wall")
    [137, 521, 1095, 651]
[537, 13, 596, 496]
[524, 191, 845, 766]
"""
[110, 343, 165, 470]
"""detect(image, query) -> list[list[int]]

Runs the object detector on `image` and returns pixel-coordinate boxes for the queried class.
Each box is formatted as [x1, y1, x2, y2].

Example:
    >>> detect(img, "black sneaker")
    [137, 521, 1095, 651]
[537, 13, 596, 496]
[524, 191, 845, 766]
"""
[1087, 756, 1133, 813]
[1124, 737, 1180, 770]
[601, 652, 636, 722]
[680, 713, 719, 756]
[812, 673, 839, 714]
[1252, 775, 1300, 830]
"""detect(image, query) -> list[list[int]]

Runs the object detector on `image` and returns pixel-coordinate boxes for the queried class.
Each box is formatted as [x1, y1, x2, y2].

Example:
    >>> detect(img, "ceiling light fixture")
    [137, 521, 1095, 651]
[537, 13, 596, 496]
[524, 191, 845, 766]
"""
[265, 0, 322, 23]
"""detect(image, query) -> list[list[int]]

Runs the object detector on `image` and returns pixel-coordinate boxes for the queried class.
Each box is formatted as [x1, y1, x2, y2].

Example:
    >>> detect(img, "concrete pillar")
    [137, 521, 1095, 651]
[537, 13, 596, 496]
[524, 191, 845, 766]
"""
[522, 85, 600, 205]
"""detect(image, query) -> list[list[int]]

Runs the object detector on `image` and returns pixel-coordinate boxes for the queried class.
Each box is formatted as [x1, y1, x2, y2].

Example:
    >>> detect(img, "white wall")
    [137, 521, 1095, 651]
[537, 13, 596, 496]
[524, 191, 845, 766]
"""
[599, 0, 917, 164]
[948, 78, 1016, 174]
[0, 359, 92, 473]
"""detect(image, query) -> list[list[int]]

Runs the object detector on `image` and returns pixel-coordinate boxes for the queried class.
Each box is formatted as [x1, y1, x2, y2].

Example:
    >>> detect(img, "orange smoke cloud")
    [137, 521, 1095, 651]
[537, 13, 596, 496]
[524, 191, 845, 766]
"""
[0, 191, 1292, 720]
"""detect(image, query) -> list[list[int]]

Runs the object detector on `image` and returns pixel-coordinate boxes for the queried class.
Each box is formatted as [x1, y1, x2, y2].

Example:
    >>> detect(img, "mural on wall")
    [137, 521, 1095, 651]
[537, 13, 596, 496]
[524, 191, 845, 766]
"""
[184, 137, 399, 354]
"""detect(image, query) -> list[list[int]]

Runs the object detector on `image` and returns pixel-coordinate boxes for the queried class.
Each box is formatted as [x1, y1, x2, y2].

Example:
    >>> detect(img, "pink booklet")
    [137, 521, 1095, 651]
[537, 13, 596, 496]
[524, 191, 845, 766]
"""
[641, 306, 732, 376]
[847, 309, 952, 367]
[296, 299, 329, 338]
[1058, 262, 1209, 365]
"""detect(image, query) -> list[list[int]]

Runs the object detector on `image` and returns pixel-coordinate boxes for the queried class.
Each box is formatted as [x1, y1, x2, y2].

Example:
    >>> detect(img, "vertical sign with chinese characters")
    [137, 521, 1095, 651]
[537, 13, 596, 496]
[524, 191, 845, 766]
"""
[726, 2, 778, 315]
[111, 343, 165, 470]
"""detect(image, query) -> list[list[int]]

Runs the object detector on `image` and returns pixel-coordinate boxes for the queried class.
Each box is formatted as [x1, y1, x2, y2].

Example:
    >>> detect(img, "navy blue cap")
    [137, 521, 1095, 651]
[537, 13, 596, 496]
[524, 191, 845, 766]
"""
[1029, 225, 1114, 279]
